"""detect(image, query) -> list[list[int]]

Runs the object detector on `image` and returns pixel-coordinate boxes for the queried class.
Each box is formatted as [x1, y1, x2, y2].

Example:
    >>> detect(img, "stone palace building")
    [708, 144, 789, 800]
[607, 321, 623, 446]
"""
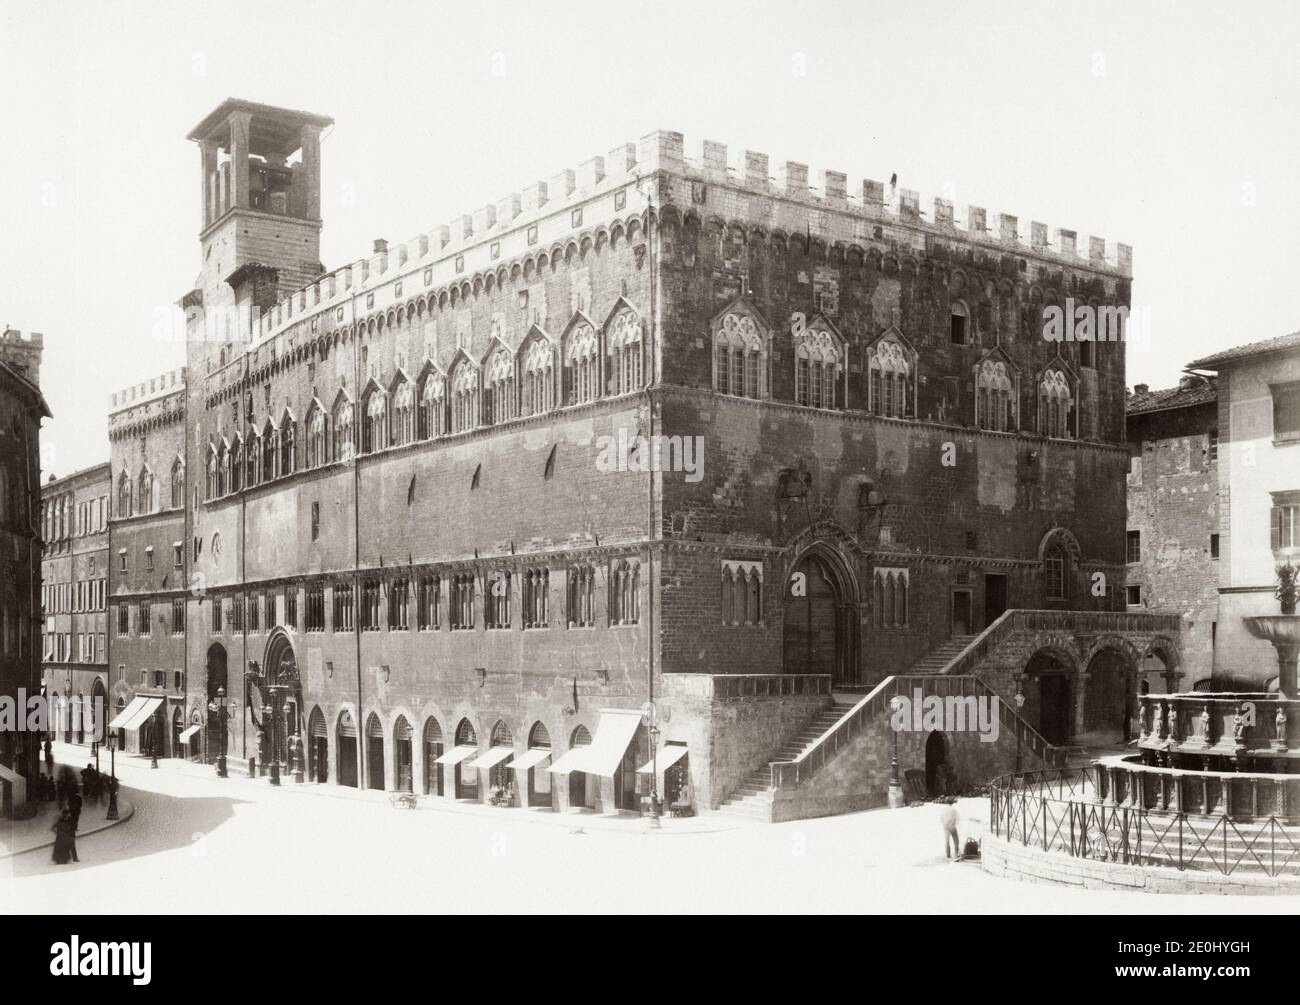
[86, 99, 1185, 820]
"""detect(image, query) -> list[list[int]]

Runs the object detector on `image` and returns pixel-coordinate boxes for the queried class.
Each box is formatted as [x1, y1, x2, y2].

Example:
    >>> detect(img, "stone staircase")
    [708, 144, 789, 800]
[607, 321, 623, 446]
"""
[910, 635, 976, 674]
[716, 701, 856, 820]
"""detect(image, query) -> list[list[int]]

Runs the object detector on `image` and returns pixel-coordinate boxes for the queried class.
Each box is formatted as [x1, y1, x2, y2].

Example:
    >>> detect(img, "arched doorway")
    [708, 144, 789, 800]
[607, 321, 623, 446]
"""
[488, 720, 514, 796]
[206, 643, 228, 764]
[91, 678, 106, 745]
[1084, 647, 1136, 745]
[171, 706, 183, 758]
[783, 545, 860, 684]
[925, 731, 949, 796]
[50, 692, 59, 743]
[453, 719, 478, 799]
[423, 718, 444, 796]
[75, 693, 85, 744]
[254, 631, 303, 772]
[1026, 649, 1075, 745]
[337, 710, 358, 787]
[307, 707, 327, 782]
[394, 717, 413, 793]
[568, 725, 592, 810]
[365, 714, 385, 790]
[527, 721, 552, 807]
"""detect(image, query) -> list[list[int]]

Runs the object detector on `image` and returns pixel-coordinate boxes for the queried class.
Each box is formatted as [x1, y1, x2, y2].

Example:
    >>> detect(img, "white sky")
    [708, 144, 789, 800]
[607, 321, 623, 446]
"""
[3, 0, 1298, 477]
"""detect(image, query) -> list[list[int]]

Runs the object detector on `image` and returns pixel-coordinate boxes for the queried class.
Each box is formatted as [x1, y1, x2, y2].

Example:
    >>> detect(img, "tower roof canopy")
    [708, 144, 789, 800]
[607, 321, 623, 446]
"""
[188, 99, 333, 159]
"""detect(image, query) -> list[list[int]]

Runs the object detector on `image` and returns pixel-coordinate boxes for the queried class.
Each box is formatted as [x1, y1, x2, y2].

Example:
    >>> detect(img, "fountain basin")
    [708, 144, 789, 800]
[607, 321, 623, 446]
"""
[1245, 615, 1300, 696]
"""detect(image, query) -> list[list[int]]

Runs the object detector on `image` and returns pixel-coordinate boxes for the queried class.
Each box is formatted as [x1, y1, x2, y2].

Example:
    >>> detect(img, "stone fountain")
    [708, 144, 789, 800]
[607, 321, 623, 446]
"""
[1244, 562, 1300, 697]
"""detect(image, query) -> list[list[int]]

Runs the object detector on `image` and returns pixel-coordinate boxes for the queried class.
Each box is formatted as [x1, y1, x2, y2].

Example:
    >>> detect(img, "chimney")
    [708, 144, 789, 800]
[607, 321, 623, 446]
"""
[1133, 383, 1149, 395]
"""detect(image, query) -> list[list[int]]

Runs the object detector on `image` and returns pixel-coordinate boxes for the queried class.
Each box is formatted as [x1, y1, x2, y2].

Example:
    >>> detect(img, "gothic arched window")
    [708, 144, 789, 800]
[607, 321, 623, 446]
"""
[1038, 367, 1074, 438]
[976, 359, 1015, 432]
[520, 335, 555, 417]
[713, 310, 766, 399]
[332, 396, 354, 464]
[867, 336, 913, 418]
[485, 346, 516, 425]
[419, 371, 445, 439]
[565, 321, 600, 405]
[363, 389, 387, 453]
[391, 380, 414, 446]
[608, 309, 643, 395]
[117, 471, 132, 516]
[306, 406, 326, 468]
[794, 322, 844, 409]
[450, 359, 480, 433]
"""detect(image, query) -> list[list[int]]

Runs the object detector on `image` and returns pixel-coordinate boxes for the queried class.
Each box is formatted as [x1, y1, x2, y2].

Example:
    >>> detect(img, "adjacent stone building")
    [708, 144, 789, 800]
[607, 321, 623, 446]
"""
[39, 463, 110, 748]
[1125, 376, 1218, 690]
[0, 329, 49, 810]
[1187, 332, 1300, 688]
[106, 369, 189, 756]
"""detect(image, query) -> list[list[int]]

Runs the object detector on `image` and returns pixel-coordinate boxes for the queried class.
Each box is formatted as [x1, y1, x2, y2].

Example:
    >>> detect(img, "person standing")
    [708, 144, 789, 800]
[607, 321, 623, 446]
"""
[68, 788, 83, 833]
[44, 738, 53, 776]
[938, 797, 962, 860]
[51, 810, 78, 864]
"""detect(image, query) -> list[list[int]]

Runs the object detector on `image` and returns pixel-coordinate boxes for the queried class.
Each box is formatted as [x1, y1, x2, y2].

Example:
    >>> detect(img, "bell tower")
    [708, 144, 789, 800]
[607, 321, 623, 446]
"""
[187, 99, 333, 308]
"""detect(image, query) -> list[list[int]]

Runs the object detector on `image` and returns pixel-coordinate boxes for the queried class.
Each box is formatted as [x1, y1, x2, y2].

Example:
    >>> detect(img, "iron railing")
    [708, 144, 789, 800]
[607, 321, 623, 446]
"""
[990, 767, 1300, 877]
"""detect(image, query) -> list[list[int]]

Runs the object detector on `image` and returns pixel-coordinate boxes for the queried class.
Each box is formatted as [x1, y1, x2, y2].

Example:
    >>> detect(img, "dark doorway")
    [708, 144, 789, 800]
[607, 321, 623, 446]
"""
[308, 707, 327, 783]
[394, 718, 413, 793]
[952, 590, 972, 636]
[423, 719, 444, 796]
[783, 548, 859, 684]
[569, 771, 586, 809]
[1038, 675, 1072, 745]
[337, 711, 358, 788]
[925, 731, 948, 796]
[984, 574, 1008, 626]
[365, 715, 385, 791]
[205, 643, 229, 765]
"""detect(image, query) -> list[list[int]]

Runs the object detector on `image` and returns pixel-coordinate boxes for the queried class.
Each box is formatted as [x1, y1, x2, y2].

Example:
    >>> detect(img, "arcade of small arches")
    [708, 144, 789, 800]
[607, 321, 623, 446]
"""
[1015, 636, 1180, 747]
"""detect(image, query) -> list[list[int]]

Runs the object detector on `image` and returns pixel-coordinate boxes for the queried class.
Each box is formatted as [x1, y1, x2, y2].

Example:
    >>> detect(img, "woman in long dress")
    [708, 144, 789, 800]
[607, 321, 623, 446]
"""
[50, 810, 74, 865]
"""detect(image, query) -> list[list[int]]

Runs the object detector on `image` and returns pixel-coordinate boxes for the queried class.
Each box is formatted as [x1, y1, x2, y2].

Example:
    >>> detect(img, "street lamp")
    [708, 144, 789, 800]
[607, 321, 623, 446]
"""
[264, 695, 280, 786]
[208, 685, 228, 778]
[646, 721, 661, 829]
[888, 693, 905, 808]
[1014, 675, 1027, 774]
[105, 731, 119, 821]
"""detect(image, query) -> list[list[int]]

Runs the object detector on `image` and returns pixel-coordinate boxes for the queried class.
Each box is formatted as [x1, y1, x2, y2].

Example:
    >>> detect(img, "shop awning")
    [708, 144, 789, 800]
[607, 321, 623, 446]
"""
[178, 724, 201, 743]
[636, 743, 689, 775]
[580, 709, 644, 779]
[107, 696, 148, 731]
[434, 744, 479, 766]
[546, 746, 590, 775]
[121, 696, 164, 732]
[509, 747, 552, 772]
[466, 746, 514, 771]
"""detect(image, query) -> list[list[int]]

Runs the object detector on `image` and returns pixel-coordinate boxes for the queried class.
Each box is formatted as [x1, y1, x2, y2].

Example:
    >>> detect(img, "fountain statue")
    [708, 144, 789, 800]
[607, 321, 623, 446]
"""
[1245, 562, 1300, 696]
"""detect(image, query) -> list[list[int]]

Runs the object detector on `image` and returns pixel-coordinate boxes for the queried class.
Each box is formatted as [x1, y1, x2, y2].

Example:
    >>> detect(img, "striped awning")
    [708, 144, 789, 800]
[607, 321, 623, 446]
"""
[107, 696, 148, 731]
[120, 697, 164, 732]
[178, 724, 201, 743]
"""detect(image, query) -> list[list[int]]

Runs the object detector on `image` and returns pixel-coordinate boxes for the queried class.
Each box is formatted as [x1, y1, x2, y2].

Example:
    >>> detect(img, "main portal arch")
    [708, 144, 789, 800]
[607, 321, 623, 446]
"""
[783, 543, 860, 685]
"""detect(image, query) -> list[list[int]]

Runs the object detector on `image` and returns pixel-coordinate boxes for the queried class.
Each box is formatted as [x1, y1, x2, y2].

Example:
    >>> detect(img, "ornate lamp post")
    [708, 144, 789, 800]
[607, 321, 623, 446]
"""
[888, 693, 905, 808]
[264, 698, 280, 786]
[208, 685, 229, 778]
[1013, 676, 1027, 774]
[105, 731, 119, 821]
[647, 720, 661, 829]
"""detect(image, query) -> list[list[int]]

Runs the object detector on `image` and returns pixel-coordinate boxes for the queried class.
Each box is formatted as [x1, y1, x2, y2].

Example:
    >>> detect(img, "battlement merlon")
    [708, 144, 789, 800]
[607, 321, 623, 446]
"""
[2, 328, 44, 347]
[109, 367, 188, 413]
[635, 130, 1132, 277]
[235, 126, 1133, 352]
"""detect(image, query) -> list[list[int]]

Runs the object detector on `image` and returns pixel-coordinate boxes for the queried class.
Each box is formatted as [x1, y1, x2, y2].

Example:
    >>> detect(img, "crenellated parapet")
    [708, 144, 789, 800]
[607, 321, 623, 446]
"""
[108, 367, 187, 439]
[214, 127, 1131, 389]
[1, 327, 45, 386]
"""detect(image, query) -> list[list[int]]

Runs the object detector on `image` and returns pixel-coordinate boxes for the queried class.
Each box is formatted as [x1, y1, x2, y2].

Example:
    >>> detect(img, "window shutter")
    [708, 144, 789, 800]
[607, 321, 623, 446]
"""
[1272, 506, 1283, 551]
